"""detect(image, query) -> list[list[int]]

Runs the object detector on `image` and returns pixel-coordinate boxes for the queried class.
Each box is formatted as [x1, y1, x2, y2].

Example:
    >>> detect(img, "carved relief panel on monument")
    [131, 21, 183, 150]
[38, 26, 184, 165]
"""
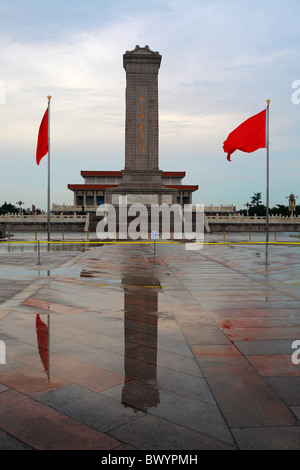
[136, 86, 148, 155]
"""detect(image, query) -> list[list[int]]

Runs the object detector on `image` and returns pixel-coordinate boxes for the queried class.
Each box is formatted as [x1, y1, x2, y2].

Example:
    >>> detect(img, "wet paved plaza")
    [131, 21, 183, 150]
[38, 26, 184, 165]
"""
[0, 239, 299, 450]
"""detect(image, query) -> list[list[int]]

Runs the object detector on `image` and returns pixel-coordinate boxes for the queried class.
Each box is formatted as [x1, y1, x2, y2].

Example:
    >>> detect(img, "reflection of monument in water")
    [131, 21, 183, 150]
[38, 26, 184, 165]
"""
[34, 277, 160, 410]
[122, 274, 160, 411]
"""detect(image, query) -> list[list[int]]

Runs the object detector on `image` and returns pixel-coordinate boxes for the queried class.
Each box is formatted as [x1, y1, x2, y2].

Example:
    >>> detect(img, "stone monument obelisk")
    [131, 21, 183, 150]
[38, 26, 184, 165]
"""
[106, 45, 176, 205]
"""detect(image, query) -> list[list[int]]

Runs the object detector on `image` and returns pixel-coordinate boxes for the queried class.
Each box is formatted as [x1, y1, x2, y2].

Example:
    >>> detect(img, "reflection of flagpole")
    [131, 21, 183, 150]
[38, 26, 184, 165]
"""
[47, 95, 52, 248]
[47, 314, 50, 383]
[265, 99, 270, 264]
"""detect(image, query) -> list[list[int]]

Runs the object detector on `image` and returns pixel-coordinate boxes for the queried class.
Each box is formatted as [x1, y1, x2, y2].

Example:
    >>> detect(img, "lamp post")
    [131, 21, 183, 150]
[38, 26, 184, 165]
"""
[16, 200, 24, 214]
[286, 193, 298, 217]
[244, 202, 250, 217]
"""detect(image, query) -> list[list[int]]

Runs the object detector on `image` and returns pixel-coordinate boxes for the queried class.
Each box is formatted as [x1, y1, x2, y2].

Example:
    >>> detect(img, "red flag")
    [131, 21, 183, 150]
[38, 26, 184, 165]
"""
[223, 109, 266, 161]
[36, 108, 48, 165]
[36, 314, 48, 372]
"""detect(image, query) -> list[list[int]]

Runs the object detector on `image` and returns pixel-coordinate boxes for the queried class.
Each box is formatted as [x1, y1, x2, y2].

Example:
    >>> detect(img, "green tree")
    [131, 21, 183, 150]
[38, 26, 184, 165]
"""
[250, 192, 262, 207]
[248, 192, 266, 216]
[269, 204, 289, 216]
[240, 198, 300, 217]
[270, 204, 300, 217]
[0, 202, 19, 215]
[239, 192, 266, 216]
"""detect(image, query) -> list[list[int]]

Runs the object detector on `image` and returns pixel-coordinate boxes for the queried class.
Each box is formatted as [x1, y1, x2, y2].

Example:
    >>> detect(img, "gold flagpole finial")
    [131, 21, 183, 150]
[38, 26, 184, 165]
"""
[47, 95, 52, 103]
[266, 99, 271, 106]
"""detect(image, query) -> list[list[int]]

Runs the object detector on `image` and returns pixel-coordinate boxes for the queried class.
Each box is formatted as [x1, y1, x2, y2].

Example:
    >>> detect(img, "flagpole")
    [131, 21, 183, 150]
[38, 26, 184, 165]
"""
[265, 99, 270, 264]
[47, 95, 52, 249]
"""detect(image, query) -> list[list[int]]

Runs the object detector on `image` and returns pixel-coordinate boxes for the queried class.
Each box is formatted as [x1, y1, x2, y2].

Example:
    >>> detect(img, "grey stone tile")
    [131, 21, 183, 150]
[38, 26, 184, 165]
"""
[4, 341, 37, 359]
[232, 426, 300, 450]
[0, 429, 31, 450]
[265, 377, 300, 406]
[156, 367, 215, 403]
[125, 345, 202, 377]
[127, 331, 194, 357]
[50, 339, 125, 375]
[0, 357, 24, 373]
[49, 322, 129, 354]
[121, 354, 213, 402]
[109, 414, 236, 450]
[290, 406, 300, 420]
[196, 355, 296, 427]
[147, 389, 234, 445]
[100, 380, 160, 412]
[34, 384, 144, 432]
[235, 339, 297, 356]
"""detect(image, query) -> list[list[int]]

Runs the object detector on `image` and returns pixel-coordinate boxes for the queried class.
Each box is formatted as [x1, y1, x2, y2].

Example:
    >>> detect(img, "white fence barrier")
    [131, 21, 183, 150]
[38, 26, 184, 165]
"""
[206, 214, 300, 223]
[1, 212, 299, 224]
[0, 213, 87, 222]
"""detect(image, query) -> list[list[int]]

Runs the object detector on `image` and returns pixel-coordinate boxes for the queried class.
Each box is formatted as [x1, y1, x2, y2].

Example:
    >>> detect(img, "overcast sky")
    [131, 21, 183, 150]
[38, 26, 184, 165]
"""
[0, 0, 299, 210]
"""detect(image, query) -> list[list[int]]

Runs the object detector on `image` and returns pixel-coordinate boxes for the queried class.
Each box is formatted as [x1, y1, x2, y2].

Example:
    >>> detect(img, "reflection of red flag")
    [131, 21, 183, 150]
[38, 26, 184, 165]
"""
[223, 109, 266, 161]
[36, 108, 48, 165]
[36, 314, 48, 372]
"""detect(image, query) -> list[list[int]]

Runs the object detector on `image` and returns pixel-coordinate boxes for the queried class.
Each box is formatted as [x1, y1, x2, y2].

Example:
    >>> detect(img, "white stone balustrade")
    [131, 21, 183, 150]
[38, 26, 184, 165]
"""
[206, 214, 300, 223]
[0, 213, 87, 222]
[53, 203, 237, 213]
[52, 204, 98, 212]
[203, 205, 236, 212]
[1, 211, 298, 224]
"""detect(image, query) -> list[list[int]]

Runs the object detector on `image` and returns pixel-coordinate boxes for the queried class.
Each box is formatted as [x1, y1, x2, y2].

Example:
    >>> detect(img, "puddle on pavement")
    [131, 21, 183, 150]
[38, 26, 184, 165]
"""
[0, 232, 105, 253]
[79, 271, 123, 283]
[0, 272, 164, 412]
[0, 266, 52, 280]
[0, 244, 90, 253]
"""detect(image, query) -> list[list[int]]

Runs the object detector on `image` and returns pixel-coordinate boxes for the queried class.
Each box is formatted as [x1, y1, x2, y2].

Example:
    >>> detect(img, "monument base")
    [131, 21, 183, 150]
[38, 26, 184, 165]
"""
[105, 170, 178, 205]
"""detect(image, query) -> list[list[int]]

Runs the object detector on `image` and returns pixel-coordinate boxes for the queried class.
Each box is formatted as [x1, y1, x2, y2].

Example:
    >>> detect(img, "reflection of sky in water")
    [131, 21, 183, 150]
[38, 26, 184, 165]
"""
[0, 232, 96, 253]
[0, 244, 88, 253]
[0, 266, 52, 280]
[0, 231, 298, 254]
[2, 231, 86, 241]
[0, 263, 126, 283]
